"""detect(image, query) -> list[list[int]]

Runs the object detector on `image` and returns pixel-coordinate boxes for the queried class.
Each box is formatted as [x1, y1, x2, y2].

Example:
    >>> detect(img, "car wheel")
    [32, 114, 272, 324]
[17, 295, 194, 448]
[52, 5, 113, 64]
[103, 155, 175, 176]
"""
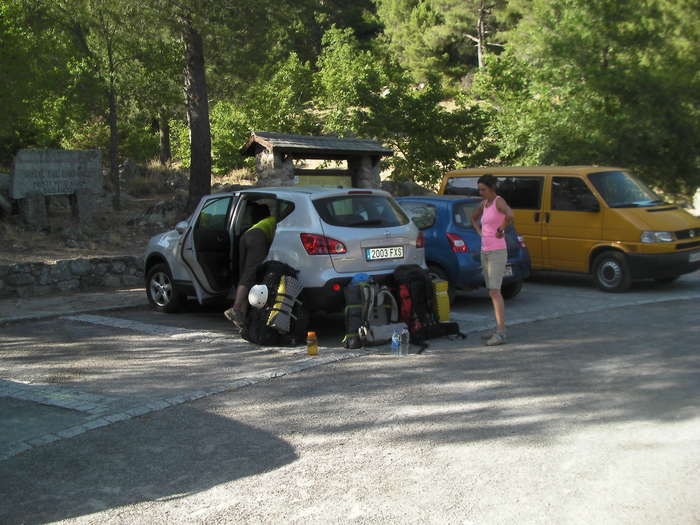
[501, 280, 523, 300]
[428, 265, 456, 305]
[592, 251, 631, 292]
[146, 263, 185, 313]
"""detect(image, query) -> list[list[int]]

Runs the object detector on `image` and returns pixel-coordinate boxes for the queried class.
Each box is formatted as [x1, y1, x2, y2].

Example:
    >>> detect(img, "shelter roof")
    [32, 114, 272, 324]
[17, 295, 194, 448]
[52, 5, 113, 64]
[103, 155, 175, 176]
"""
[241, 131, 393, 158]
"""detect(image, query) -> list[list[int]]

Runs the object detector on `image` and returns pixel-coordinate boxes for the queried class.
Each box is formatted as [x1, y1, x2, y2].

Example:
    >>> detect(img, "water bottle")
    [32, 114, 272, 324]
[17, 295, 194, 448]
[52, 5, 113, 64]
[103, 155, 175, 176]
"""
[306, 331, 318, 356]
[391, 329, 401, 356]
[399, 327, 410, 356]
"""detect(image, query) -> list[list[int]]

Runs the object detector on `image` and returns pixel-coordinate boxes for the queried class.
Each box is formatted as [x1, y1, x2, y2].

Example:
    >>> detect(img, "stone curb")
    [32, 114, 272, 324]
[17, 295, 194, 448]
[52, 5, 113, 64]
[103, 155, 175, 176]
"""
[0, 349, 365, 462]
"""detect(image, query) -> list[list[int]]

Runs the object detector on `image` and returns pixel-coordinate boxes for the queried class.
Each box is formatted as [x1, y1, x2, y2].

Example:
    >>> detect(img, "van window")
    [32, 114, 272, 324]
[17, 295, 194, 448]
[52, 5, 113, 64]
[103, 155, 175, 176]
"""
[552, 177, 598, 211]
[444, 176, 480, 197]
[588, 170, 661, 208]
[445, 175, 543, 209]
[313, 195, 410, 228]
[495, 176, 543, 209]
[401, 202, 437, 230]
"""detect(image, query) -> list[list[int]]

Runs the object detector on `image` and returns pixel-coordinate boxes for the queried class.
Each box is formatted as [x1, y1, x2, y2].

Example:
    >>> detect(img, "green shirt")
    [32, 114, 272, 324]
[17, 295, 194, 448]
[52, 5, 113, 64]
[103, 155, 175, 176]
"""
[247, 216, 277, 242]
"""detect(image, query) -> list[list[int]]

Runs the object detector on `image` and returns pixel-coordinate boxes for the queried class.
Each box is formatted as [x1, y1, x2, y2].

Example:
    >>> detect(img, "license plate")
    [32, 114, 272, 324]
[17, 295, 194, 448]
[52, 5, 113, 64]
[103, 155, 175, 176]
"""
[366, 246, 404, 261]
[505, 264, 513, 277]
[690, 252, 700, 263]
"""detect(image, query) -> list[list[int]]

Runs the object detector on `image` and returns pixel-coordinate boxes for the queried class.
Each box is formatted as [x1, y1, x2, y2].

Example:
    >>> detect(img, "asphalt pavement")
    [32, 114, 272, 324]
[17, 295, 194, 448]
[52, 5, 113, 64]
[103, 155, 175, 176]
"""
[1, 272, 699, 523]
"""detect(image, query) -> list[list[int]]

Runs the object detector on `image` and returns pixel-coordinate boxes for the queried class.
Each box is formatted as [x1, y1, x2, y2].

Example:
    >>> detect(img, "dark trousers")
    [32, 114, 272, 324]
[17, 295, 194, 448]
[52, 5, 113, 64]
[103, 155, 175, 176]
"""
[238, 228, 269, 288]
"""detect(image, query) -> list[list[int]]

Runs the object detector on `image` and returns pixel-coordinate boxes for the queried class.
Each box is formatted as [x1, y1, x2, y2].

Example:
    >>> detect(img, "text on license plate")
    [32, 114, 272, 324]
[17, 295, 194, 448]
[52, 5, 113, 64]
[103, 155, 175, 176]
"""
[505, 264, 513, 277]
[366, 246, 404, 261]
[690, 252, 700, 263]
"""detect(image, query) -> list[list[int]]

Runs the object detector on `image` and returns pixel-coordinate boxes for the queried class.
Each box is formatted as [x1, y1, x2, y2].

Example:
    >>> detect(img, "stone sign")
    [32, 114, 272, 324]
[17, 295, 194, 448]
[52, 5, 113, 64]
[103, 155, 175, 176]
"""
[10, 149, 102, 199]
[10, 149, 102, 229]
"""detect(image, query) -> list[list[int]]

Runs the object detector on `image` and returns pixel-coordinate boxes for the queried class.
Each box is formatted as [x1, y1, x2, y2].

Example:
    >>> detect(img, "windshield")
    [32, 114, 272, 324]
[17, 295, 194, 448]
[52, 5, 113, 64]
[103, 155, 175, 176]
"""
[588, 171, 662, 208]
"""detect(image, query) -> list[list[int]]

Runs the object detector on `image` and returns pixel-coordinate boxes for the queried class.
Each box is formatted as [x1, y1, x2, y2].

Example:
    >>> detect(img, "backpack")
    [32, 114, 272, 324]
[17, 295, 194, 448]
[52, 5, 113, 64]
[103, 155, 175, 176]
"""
[393, 264, 466, 352]
[343, 278, 407, 348]
[240, 261, 309, 346]
[393, 264, 436, 344]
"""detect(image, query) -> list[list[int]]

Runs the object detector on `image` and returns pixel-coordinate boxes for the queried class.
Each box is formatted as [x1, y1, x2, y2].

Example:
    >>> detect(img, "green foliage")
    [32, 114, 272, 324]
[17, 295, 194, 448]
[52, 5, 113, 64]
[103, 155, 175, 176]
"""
[314, 27, 493, 186]
[474, 0, 700, 194]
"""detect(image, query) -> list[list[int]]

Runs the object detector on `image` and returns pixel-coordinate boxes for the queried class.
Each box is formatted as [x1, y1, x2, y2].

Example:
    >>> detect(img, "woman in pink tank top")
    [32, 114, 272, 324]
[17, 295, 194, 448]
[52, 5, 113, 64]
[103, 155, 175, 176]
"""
[471, 174, 514, 346]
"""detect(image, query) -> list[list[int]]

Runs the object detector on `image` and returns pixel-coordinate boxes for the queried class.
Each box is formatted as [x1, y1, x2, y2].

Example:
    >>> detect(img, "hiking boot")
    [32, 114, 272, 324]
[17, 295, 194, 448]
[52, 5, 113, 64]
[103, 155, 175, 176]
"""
[224, 307, 245, 329]
[485, 332, 507, 346]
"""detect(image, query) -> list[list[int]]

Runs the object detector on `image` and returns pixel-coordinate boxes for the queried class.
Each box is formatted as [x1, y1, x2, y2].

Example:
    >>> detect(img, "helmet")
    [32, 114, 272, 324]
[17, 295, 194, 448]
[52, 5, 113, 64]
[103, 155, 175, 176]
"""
[248, 284, 268, 309]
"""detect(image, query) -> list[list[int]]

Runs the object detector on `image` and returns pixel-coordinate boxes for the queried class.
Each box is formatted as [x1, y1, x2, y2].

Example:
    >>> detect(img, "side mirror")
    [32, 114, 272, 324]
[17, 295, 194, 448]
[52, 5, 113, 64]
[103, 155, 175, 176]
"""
[175, 220, 188, 234]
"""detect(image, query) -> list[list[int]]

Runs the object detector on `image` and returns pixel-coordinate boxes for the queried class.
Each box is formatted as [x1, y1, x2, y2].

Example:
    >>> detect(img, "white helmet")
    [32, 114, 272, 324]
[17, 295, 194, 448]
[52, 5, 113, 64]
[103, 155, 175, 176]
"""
[248, 284, 268, 309]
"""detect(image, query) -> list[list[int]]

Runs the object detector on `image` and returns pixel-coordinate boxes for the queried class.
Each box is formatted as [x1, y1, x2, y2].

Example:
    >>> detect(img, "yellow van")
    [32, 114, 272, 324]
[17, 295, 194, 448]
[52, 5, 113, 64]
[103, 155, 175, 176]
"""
[440, 166, 700, 292]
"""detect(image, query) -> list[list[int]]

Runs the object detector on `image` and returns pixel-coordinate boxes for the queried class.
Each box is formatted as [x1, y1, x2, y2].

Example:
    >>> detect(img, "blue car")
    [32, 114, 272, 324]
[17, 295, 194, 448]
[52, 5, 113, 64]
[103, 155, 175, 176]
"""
[397, 196, 531, 302]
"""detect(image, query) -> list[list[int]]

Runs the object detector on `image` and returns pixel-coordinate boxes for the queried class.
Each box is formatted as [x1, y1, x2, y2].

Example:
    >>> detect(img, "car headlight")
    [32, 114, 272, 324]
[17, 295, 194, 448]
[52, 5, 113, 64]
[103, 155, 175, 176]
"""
[640, 231, 674, 243]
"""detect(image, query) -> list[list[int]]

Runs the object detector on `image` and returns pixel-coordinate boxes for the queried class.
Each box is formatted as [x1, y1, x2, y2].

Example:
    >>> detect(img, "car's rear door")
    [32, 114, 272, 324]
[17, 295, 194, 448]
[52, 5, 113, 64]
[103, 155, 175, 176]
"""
[312, 191, 423, 273]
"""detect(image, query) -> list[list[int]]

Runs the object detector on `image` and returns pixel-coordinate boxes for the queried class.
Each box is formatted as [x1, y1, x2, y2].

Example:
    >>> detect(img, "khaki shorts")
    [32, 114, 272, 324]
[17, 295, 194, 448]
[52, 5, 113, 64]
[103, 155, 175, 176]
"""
[481, 249, 508, 290]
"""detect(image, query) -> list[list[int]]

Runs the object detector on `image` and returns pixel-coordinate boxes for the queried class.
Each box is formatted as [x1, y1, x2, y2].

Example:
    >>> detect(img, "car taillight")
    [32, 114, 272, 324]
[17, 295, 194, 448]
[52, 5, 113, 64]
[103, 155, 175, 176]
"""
[517, 235, 526, 248]
[416, 231, 424, 248]
[300, 233, 347, 255]
[446, 232, 468, 253]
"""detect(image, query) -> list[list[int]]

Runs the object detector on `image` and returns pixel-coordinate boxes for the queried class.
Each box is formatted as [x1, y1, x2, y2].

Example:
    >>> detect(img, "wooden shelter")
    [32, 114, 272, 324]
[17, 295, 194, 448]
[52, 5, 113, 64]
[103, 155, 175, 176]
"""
[241, 131, 393, 188]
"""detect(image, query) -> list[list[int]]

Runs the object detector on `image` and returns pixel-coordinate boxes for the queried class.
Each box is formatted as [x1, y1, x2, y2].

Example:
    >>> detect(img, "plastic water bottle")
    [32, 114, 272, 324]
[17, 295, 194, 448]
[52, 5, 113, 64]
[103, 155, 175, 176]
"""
[399, 328, 410, 357]
[391, 329, 401, 356]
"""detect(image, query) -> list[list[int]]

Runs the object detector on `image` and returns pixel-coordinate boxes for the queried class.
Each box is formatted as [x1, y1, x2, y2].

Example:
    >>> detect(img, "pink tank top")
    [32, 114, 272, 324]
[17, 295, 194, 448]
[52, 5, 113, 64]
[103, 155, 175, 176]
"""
[481, 196, 507, 252]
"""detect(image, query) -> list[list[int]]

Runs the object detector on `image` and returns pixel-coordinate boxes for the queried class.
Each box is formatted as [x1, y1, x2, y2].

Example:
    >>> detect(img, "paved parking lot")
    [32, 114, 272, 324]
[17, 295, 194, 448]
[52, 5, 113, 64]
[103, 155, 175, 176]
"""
[1, 271, 699, 523]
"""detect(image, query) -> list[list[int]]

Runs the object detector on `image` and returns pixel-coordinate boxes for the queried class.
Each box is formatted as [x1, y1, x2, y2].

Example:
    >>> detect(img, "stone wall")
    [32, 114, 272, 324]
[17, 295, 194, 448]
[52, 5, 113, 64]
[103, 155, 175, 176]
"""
[0, 256, 144, 299]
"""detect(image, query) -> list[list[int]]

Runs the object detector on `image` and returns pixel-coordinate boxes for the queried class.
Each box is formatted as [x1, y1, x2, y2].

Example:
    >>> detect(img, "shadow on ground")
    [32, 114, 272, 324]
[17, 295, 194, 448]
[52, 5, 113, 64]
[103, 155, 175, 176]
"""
[0, 405, 297, 525]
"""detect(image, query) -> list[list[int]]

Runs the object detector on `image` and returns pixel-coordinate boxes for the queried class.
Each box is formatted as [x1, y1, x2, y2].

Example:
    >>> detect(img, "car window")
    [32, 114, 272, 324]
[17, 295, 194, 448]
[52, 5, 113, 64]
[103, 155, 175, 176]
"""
[278, 199, 295, 222]
[196, 197, 231, 232]
[551, 177, 598, 211]
[453, 202, 479, 228]
[313, 195, 409, 228]
[400, 202, 437, 230]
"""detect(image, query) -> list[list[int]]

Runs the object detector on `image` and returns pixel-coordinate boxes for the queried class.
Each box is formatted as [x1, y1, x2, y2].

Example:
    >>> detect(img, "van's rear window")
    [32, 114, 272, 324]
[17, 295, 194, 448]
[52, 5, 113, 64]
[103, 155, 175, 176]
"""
[313, 195, 409, 228]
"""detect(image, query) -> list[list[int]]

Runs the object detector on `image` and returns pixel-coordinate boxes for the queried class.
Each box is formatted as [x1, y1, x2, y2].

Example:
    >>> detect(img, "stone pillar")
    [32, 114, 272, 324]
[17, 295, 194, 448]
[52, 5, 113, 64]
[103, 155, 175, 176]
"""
[349, 155, 381, 188]
[69, 189, 97, 224]
[255, 150, 295, 186]
[18, 192, 49, 230]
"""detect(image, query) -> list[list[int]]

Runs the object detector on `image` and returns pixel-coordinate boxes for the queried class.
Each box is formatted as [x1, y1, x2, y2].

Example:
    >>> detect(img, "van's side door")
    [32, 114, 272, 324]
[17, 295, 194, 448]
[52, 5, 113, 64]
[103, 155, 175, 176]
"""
[181, 195, 236, 296]
[544, 176, 603, 272]
[496, 175, 547, 269]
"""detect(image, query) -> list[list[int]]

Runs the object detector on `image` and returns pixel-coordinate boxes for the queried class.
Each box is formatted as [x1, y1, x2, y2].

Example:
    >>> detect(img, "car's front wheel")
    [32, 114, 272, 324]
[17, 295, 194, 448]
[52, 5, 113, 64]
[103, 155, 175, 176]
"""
[592, 251, 631, 292]
[146, 263, 185, 313]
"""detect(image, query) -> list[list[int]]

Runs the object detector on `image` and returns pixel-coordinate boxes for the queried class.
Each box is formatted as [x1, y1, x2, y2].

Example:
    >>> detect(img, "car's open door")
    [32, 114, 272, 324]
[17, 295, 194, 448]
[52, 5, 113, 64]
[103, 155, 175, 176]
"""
[180, 195, 238, 298]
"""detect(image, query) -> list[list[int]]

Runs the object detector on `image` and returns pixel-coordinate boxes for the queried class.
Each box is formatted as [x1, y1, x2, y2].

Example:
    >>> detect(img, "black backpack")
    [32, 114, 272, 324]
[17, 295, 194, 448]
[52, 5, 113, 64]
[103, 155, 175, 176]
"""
[393, 264, 465, 351]
[240, 261, 309, 346]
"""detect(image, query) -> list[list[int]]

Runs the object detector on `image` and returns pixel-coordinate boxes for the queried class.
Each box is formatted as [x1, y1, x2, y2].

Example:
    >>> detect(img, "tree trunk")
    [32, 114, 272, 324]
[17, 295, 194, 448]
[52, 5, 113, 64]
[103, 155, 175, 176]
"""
[158, 112, 172, 166]
[182, 19, 211, 213]
[476, 0, 487, 69]
[108, 85, 120, 210]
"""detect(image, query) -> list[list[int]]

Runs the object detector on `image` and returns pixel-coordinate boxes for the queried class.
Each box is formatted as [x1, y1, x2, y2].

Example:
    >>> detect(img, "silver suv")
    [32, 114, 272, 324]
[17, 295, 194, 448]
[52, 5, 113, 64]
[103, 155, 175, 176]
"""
[144, 186, 425, 313]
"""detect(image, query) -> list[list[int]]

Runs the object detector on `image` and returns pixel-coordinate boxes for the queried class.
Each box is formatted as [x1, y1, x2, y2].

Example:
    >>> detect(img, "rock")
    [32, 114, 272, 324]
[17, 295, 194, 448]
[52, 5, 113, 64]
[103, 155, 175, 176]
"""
[69, 259, 92, 276]
[104, 275, 122, 288]
[57, 279, 80, 292]
[6, 273, 35, 286]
